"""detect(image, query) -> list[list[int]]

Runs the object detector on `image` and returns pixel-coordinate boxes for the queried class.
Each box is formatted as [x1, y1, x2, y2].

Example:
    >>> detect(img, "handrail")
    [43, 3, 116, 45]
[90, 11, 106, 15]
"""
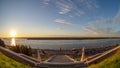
[20, 54, 40, 63]
[0, 46, 39, 67]
[86, 45, 120, 64]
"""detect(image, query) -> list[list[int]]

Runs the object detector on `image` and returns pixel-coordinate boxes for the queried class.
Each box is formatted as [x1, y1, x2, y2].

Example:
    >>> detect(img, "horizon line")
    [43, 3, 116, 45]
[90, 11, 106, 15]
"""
[1, 36, 120, 40]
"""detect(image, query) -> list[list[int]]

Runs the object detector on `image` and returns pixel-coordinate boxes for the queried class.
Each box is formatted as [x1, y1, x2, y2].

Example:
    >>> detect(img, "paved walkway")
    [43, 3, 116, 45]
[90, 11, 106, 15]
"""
[48, 55, 74, 63]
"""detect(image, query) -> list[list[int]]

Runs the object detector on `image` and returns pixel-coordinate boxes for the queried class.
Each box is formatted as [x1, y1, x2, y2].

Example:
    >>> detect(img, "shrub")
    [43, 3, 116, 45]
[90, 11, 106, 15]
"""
[9, 45, 32, 56]
[0, 39, 5, 47]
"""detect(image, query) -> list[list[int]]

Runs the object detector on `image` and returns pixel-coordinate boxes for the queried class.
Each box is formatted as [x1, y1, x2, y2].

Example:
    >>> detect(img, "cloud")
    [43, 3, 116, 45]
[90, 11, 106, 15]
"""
[56, 27, 65, 30]
[42, 0, 99, 15]
[56, 1, 72, 14]
[78, 0, 99, 10]
[83, 8, 120, 36]
[114, 9, 120, 23]
[82, 26, 98, 35]
[75, 10, 85, 16]
[56, 0, 98, 15]
[55, 19, 74, 25]
[43, 0, 50, 5]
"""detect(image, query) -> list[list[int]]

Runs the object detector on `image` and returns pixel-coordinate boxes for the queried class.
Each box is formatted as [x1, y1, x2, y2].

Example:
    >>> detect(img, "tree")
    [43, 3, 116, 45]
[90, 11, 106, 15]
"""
[9, 45, 32, 56]
[0, 39, 5, 47]
[28, 46, 32, 56]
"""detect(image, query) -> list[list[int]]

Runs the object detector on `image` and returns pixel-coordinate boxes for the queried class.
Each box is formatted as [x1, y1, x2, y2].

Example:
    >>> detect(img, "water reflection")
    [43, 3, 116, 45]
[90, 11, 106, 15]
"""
[11, 38, 16, 46]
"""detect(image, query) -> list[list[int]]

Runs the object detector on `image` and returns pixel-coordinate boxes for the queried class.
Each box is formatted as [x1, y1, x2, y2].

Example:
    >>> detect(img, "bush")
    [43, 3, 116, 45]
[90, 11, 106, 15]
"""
[9, 45, 32, 56]
[0, 39, 5, 47]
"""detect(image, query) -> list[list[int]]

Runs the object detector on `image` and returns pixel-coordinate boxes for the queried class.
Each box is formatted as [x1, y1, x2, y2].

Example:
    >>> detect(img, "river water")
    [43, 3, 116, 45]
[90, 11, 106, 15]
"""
[2, 38, 120, 49]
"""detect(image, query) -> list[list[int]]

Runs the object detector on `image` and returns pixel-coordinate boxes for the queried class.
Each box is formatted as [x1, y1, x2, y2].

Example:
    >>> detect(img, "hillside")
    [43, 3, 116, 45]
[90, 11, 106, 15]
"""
[88, 52, 120, 68]
[0, 52, 31, 68]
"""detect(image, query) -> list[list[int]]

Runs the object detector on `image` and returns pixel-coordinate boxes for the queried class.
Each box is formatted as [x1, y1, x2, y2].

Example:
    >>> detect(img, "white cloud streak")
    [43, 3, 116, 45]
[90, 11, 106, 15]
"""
[56, 1, 72, 14]
[43, 0, 50, 5]
[55, 19, 74, 25]
[42, 0, 99, 16]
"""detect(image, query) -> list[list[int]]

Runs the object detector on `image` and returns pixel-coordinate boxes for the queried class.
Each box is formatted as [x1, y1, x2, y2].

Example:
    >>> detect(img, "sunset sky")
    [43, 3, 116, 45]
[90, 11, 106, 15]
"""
[0, 0, 120, 37]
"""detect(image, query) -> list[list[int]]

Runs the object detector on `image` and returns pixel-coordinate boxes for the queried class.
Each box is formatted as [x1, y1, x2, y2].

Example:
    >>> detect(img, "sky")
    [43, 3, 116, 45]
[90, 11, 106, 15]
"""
[0, 0, 120, 37]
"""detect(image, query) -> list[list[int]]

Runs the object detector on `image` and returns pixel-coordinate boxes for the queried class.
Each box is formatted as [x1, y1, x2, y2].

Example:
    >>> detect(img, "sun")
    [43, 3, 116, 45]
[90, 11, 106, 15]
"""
[10, 30, 17, 37]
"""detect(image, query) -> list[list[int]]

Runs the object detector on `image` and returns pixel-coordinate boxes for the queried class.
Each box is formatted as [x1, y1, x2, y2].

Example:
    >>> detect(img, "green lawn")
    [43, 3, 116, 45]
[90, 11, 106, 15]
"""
[0, 52, 31, 68]
[88, 52, 120, 68]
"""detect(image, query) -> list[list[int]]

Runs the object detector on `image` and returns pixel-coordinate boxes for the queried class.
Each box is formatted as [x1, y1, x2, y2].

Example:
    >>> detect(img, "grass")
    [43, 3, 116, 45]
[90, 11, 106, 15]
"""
[0, 52, 31, 68]
[41, 57, 48, 61]
[88, 52, 120, 68]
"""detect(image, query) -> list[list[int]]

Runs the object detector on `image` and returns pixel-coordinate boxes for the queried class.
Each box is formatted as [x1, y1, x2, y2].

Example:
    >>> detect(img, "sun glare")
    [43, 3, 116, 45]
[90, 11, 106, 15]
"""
[11, 38, 16, 46]
[10, 30, 16, 46]
[10, 30, 16, 37]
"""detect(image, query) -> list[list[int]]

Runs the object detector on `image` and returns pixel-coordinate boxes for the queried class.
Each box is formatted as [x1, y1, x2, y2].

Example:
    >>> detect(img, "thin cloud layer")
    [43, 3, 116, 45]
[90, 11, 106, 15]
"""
[83, 9, 120, 36]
